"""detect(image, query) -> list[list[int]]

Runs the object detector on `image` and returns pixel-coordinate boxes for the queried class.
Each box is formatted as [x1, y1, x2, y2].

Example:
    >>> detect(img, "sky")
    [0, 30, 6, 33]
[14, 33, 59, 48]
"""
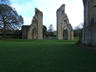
[10, 0, 84, 30]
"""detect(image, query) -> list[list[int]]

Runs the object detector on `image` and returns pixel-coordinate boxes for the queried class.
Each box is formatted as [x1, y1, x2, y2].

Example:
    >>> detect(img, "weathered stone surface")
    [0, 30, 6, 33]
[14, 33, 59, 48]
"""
[81, 0, 96, 46]
[22, 8, 43, 40]
[22, 25, 30, 39]
[57, 4, 74, 40]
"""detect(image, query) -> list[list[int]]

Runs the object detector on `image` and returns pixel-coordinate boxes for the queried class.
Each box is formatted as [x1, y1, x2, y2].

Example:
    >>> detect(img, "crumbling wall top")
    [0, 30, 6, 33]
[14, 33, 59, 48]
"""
[57, 4, 65, 13]
[35, 8, 43, 16]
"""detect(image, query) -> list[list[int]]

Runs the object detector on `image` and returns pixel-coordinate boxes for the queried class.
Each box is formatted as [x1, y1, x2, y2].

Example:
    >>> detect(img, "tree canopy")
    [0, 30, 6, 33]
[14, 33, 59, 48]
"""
[0, 0, 10, 5]
[48, 24, 54, 32]
[0, 4, 23, 31]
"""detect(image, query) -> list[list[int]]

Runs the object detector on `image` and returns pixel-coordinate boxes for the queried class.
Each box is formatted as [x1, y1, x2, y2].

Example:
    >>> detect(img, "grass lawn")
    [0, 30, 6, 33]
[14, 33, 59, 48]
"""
[0, 38, 96, 72]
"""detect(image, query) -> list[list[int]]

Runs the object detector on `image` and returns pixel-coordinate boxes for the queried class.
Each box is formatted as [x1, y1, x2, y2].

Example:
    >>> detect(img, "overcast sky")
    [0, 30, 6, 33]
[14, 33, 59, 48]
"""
[10, 0, 84, 30]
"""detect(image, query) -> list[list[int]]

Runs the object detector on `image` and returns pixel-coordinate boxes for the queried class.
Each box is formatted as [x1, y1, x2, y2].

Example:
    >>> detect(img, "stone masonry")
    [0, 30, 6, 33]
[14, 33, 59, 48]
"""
[81, 0, 96, 46]
[57, 4, 74, 40]
[22, 8, 43, 40]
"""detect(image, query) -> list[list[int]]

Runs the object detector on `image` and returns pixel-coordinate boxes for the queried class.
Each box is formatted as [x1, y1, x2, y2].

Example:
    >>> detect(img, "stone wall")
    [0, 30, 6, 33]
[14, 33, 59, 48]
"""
[22, 8, 43, 40]
[35, 8, 43, 39]
[57, 4, 74, 40]
[22, 25, 30, 39]
[81, 0, 96, 46]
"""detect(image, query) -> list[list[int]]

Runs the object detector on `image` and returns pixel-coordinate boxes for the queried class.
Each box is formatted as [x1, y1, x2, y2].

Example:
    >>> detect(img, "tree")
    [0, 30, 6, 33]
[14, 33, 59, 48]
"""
[0, 4, 23, 37]
[75, 23, 84, 30]
[74, 23, 84, 37]
[0, 0, 10, 5]
[48, 24, 54, 36]
[48, 24, 54, 32]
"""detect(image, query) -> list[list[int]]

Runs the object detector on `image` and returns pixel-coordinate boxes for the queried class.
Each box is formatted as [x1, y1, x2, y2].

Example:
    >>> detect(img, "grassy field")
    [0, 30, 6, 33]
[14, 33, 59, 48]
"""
[0, 38, 96, 72]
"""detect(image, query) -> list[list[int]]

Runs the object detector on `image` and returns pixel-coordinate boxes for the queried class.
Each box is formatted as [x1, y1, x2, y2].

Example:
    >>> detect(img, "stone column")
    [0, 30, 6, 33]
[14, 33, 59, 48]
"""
[35, 8, 43, 40]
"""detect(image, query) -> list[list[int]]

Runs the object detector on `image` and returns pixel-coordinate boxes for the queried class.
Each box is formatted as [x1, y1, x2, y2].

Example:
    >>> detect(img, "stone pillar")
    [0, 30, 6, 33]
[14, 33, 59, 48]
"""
[57, 4, 74, 40]
[35, 8, 43, 40]
[27, 8, 43, 40]
[57, 4, 65, 40]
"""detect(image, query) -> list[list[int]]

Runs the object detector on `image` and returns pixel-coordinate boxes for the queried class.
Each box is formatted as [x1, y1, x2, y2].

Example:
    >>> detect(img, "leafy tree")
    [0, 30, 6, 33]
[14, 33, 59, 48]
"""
[0, 4, 23, 37]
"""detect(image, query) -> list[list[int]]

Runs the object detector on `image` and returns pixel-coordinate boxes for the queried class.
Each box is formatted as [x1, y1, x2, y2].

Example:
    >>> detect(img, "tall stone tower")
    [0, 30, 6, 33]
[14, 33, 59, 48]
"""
[57, 4, 74, 40]
[22, 8, 43, 40]
[35, 8, 43, 40]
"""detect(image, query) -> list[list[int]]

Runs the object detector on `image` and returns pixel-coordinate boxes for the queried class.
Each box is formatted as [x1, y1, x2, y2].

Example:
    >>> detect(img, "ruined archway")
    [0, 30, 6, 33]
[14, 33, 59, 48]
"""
[32, 28, 37, 39]
[27, 24, 37, 39]
[22, 8, 43, 40]
[63, 29, 68, 40]
[57, 4, 74, 40]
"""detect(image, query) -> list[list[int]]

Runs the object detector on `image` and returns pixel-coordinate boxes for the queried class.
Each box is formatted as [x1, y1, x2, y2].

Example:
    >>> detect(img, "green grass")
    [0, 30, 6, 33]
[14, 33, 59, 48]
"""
[0, 39, 96, 72]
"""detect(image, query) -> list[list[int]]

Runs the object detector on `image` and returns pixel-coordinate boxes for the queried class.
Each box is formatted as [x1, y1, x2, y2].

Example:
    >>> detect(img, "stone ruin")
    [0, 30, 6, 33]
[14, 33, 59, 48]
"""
[57, 4, 74, 40]
[22, 8, 43, 40]
[22, 5, 74, 40]
[80, 0, 96, 46]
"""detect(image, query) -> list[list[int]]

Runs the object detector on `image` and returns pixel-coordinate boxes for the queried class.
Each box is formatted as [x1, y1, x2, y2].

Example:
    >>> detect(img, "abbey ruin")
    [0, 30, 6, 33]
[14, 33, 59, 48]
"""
[22, 4, 74, 40]
[80, 0, 96, 46]
[57, 4, 74, 40]
[22, 8, 43, 40]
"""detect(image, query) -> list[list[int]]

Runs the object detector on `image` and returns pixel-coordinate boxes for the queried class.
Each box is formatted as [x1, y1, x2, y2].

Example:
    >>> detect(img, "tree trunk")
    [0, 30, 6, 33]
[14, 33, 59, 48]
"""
[2, 17, 6, 38]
